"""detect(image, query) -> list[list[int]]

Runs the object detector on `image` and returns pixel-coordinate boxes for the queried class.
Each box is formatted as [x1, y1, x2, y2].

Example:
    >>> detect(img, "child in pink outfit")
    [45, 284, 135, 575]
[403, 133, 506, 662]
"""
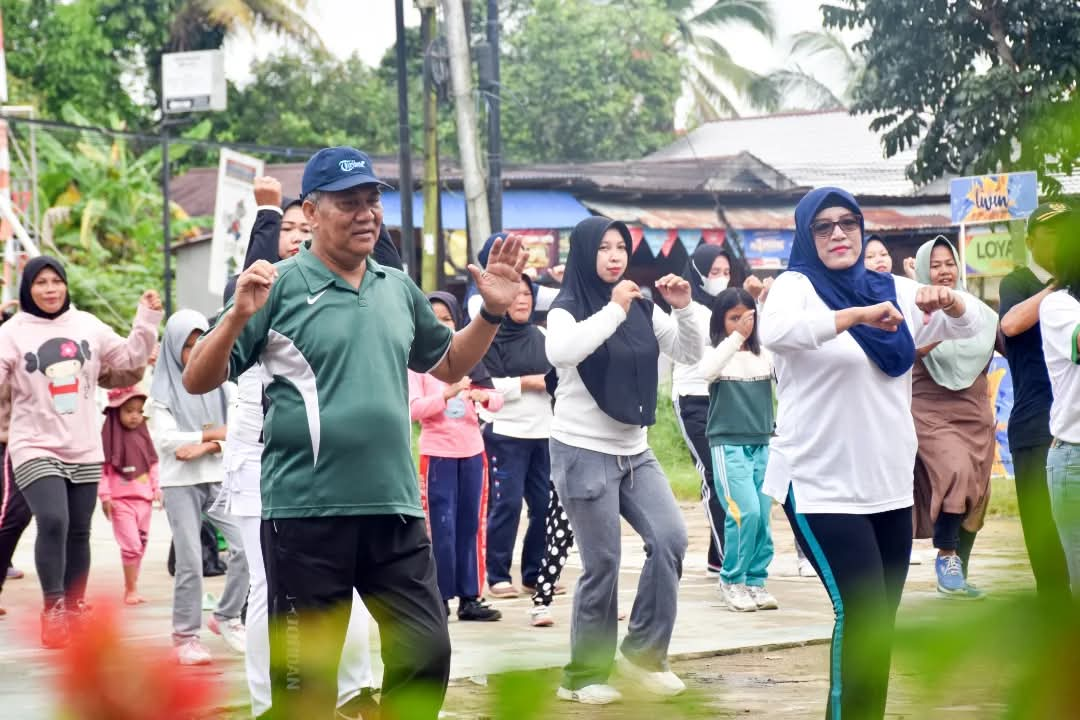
[99, 386, 160, 605]
[408, 291, 504, 622]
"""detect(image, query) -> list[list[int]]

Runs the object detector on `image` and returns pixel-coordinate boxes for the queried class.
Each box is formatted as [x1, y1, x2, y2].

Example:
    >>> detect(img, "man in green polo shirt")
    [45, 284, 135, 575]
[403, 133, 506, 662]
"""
[184, 147, 526, 720]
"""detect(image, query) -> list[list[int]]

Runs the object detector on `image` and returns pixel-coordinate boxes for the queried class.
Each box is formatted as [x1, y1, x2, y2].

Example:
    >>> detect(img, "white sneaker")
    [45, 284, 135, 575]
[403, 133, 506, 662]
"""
[529, 605, 554, 627]
[747, 585, 779, 610]
[798, 557, 816, 577]
[174, 638, 212, 666]
[617, 656, 687, 696]
[719, 581, 758, 612]
[208, 615, 246, 654]
[556, 684, 622, 704]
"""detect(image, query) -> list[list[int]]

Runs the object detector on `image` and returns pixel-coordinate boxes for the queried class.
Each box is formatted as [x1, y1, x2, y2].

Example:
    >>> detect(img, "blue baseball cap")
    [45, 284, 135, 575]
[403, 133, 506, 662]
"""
[300, 147, 393, 198]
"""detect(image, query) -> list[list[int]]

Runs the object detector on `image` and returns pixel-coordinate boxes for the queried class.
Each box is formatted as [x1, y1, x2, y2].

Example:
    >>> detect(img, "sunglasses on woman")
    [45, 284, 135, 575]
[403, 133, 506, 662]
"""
[811, 215, 862, 240]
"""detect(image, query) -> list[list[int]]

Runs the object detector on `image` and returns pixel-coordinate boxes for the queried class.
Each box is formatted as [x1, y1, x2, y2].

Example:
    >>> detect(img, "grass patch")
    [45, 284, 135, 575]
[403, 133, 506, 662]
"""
[987, 475, 1019, 517]
[649, 388, 702, 502]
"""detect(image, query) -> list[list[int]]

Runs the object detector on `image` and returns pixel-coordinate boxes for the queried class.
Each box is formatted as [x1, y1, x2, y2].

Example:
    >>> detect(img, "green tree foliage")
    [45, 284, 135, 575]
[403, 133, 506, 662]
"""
[500, 0, 682, 163]
[95, 0, 320, 119]
[824, 0, 1080, 193]
[205, 49, 400, 154]
[0, 0, 146, 126]
[34, 106, 209, 331]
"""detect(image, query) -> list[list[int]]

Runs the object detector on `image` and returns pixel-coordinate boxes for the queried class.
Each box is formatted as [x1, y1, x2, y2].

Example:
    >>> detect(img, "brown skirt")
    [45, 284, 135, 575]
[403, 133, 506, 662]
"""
[911, 358, 995, 538]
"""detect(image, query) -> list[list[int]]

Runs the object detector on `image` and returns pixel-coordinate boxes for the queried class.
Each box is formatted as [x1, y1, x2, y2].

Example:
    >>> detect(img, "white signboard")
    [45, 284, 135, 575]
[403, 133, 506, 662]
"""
[208, 149, 264, 295]
[162, 50, 226, 113]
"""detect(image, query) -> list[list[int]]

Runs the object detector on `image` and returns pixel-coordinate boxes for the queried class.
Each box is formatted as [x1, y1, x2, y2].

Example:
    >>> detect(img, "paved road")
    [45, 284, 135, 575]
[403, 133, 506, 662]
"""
[0, 501, 1032, 719]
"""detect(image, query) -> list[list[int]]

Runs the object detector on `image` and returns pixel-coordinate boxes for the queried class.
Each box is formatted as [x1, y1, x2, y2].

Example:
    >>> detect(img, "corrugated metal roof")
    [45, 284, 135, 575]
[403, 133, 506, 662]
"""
[723, 203, 951, 231]
[580, 199, 724, 229]
[650, 110, 949, 198]
[169, 153, 800, 219]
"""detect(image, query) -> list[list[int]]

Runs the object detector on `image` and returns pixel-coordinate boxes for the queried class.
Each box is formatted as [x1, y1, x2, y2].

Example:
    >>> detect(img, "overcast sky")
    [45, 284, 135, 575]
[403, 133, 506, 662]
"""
[224, 0, 857, 119]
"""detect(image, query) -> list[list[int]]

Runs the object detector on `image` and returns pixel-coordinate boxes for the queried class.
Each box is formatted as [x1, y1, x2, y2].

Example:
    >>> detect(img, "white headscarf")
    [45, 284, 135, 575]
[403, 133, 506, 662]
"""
[150, 309, 227, 432]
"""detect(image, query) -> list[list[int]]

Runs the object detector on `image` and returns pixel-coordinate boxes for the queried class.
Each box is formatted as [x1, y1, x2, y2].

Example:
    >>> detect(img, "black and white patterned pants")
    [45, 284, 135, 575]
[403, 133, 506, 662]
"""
[531, 483, 574, 607]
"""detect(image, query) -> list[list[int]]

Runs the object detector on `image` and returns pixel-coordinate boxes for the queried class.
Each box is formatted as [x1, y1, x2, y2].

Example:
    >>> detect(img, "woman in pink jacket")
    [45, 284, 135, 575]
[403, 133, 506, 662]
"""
[0, 256, 161, 648]
[409, 292, 504, 622]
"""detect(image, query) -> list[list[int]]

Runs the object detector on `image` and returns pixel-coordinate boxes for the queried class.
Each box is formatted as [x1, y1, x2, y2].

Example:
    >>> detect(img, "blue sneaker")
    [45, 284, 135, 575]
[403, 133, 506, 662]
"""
[935, 554, 967, 596]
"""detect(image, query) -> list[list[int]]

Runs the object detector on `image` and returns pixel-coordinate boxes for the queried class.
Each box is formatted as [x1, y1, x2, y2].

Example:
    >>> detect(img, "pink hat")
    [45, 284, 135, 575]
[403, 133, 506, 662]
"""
[105, 386, 147, 410]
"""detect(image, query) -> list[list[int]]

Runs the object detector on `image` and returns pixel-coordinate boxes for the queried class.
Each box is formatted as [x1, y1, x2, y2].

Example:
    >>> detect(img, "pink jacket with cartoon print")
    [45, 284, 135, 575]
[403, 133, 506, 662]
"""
[0, 305, 162, 470]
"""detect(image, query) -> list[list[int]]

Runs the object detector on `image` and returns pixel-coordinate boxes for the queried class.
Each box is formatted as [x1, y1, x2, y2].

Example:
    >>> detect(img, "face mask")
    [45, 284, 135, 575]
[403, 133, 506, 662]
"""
[702, 275, 730, 296]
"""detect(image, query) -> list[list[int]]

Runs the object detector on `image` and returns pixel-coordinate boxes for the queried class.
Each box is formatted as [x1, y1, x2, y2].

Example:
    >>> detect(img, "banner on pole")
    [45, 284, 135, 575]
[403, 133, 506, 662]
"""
[964, 226, 1016, 277]
[949, 171, 1038, 225]
[988, 354, 1014, 478]
[445, 229, 468, 278]
[208, 149, 264, 295]
[740, 229, 793, 269]
[510, 229, 558, 270]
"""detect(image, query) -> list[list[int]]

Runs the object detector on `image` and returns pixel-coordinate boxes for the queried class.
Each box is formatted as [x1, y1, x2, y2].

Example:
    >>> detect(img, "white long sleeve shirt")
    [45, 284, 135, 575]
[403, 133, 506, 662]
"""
[760, 272, 982, 514]
[1039, 290, 1080, 443]
[546, 302, 703, 455]
[669, 301, 714, 397]
[149, 384, 235, 489]
[484, 327, 553, 439]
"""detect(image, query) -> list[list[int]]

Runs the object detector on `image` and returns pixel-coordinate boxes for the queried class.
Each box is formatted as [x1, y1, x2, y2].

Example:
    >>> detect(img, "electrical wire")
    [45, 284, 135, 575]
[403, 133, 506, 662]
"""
[0, 114, 320, 159]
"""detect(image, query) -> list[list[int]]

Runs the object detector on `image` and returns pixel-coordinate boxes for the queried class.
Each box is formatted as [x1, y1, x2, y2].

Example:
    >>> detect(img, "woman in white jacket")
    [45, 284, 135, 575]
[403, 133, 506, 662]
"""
[545, 216, 702, 705]
[759, 187, 983, 719]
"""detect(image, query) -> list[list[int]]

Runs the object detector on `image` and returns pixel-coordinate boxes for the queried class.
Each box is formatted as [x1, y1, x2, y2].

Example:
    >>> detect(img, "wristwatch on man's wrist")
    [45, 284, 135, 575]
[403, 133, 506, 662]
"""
[478, 305, 505, 325]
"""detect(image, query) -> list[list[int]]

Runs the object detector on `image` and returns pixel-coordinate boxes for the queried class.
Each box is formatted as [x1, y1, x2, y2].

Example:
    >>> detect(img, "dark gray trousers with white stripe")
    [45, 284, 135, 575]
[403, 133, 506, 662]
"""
[672, 395, 727, 568]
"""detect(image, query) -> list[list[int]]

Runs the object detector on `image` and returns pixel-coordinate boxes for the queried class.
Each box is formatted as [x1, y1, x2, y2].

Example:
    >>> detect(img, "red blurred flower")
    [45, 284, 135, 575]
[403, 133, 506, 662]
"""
[49, 599, 221, 720]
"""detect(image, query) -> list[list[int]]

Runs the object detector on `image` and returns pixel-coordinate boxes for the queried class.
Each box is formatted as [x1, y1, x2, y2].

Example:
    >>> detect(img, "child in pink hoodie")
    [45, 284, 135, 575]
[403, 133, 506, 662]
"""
[409, 292, 504, 622]
[99, 386, 161, 605]
[0, 256, 161, 648]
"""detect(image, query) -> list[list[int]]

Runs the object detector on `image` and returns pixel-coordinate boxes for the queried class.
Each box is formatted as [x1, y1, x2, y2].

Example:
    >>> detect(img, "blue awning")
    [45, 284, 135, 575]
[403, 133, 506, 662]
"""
[381, 189, 592, 230]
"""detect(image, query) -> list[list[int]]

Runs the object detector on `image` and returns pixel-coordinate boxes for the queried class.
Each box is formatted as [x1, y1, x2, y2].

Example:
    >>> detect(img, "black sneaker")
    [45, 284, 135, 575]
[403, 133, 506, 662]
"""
[457, 598, 502, 622]
[40, 599, 70, 649]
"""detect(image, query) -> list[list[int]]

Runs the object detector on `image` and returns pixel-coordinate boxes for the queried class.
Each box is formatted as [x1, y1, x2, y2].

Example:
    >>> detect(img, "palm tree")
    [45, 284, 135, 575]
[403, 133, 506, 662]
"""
[663, 0, 777, 126]
[166, 0, 322, 51]
[750, 29, 863, 112]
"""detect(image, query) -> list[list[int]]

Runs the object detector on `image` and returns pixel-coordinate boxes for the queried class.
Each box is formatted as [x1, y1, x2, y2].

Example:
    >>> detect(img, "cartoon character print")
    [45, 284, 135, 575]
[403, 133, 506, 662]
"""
[25, 338, 92, 415]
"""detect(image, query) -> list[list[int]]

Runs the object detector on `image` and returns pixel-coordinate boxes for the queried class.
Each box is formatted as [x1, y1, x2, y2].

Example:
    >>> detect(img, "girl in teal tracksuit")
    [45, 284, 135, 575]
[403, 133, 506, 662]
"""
[702, 287, 777, 613]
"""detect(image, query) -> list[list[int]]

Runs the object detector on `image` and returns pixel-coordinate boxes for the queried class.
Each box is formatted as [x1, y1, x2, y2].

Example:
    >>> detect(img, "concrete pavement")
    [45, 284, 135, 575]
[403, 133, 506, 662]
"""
[0, 501, 1033, 719]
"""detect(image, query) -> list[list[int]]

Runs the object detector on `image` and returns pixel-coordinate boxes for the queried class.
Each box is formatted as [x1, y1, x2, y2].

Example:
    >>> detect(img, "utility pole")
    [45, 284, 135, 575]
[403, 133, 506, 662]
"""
[442, 0, 490, 260]
[485, 0, 502, 232]
[418, 0, 440, 292]
[161, 128, 173, 318]
[395, 0, 416, 279]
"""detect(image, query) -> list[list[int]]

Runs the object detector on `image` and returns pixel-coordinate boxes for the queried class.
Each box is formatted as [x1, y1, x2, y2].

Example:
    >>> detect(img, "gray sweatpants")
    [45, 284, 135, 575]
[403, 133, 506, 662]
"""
[549, 438, 688, 690]
[163, 483, 249, 643]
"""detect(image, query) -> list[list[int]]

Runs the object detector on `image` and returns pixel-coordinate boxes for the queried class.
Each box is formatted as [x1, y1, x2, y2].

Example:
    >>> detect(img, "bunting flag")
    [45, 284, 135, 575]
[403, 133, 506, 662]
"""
[659, 229, 678, 257]
[702, 229, 726, 246]
[642, 228, 668, 257]
[627, 226, 644, 254]
[677, 229, 703, 255]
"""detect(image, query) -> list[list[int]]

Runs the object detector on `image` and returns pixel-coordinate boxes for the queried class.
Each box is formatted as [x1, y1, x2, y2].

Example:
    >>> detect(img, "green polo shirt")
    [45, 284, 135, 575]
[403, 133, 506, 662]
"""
[215, 246, 453, 519]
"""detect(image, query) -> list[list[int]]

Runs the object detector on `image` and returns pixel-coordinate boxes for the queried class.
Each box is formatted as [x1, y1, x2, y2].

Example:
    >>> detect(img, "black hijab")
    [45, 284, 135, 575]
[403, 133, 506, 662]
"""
[550, 216, 658, 427]
[427, 291, 494, 388]
[20, 256, 71, 319]
[681, 243, 726, 306]
[483, 275, 551, 379]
